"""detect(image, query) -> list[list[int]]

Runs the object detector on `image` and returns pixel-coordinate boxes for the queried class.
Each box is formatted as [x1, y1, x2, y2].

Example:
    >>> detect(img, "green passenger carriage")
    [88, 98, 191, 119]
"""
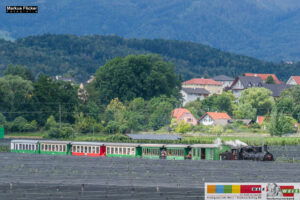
[164, 144, 191, 160]
[11, 140, 39, 154]
[39, 140, 71, 155]
[190, 144, 231, 160]
[141, 144, 164, 159]
[105, 143, 142, 158]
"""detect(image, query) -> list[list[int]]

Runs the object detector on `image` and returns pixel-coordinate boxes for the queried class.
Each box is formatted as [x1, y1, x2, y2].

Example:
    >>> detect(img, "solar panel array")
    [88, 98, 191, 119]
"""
[126, 134, 182, 141]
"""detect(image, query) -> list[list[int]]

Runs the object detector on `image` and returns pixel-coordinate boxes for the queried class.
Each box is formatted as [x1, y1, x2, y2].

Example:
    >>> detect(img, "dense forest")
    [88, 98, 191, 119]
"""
[0, 34, 299, 82]
[1, 0, 300, 61]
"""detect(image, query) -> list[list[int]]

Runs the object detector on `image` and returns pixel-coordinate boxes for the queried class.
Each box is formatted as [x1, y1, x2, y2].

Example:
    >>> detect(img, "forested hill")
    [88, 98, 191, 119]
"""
[1, 0, 300, 61]
[0, 34, 299, 82]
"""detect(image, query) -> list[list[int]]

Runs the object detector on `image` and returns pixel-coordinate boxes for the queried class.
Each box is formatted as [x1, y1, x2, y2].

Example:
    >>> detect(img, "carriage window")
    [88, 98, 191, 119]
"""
[59, 145, 62, 152]
[41, 144, 44, 151]
[36, 145, 39, 150]
[84, 146, 87, 153]
[88, 146, 91, 153]
[115, 147, 118, 154]
[111, 147, 114, 154]
[29, 145, 32, 150]
[123, 148, 126, 154]
[73, 146, 76, 152]
[80, 146, 83, 153]
[107, 147, 110, 154]
[56, 145, 58, 151]
[118, 147, 121, 154]
[96, 147, 99, 154]
[92, 147, 95, 153]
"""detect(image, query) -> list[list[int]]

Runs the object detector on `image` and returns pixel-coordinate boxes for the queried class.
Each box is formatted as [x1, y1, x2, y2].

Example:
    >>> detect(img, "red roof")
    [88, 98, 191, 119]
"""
[257, 116, 265, 125]
[172, 108, 191, 120]
[243, 73, 280, 84]
[291, 76, 300, 85]
[199, 112, 231, 121]
[183, 78, 222, 86]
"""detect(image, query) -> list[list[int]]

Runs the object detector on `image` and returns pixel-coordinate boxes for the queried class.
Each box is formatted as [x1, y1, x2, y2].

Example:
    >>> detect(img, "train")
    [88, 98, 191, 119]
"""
[10, 139, 274, 161]
[219, 145, 274, 161]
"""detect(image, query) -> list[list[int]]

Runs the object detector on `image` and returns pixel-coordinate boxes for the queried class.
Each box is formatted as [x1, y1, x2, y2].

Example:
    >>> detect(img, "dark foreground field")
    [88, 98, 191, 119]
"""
[0, 153, 300, 200]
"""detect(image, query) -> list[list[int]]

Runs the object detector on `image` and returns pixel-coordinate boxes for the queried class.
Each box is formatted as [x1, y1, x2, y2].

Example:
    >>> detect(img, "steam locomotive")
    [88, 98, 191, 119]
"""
[220, 145, 274, 161]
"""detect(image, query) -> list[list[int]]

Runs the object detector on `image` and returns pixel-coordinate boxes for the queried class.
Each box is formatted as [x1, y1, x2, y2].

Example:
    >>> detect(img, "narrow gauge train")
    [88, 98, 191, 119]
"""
[10, 140, 274, 161]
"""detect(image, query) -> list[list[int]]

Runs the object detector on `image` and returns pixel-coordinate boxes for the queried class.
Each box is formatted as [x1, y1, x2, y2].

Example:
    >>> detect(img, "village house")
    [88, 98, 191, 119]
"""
[212, 75, 234, 90]
[199, 112, 232, 126]
[53, 75, 76, 85]
[172, 108, 197, 126]
[181, 87, 210, 106]
[243, 73, 281, 84]
[230, 76, 264, 98]
[286, 76, 300, 85]
[182, 78, 222, 96]
[258, 83, 294, 99]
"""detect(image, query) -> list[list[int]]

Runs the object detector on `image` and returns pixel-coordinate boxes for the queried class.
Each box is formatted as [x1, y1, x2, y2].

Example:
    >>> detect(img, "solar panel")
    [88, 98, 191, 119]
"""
[126, 134, 182, 141]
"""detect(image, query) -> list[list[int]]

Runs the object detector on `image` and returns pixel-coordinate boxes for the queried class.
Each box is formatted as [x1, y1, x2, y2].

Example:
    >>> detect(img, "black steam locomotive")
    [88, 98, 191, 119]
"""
[220, 145, 274, 161]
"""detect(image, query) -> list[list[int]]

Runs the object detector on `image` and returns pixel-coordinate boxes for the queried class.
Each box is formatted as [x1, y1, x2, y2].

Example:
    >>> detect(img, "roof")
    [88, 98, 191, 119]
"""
[290, 76, 300, 85]
[199, 112, 232, 121]
[105, 143, 140, 147]
[164, 144, 190, 148]
[140, 144, 164, 148]
[213, 75, 234, 81]
[71, 142, 105, 146]
[39, 140, 71, 144]
[126, 134, 182, 141]
[11, 140, 38, 144]
[172, 108, 191, 120]
[244, 73, 280, 84]
[181, 87, 210, 95]
[231, 76, 263, 89]
[259, 83, 294, 97]
[190, 144, 221, 148]
[257, 116, 265, 125]
[182, 78, 222, 86]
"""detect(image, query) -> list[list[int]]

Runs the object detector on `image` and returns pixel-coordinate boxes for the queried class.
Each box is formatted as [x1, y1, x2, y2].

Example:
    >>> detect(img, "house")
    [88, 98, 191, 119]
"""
[212, 75, 234, 90]
[199, 112, 232, 126]
[230, 76, 264, 98]
[172, 108, 198, 126]
[53, 75, 76, 85]
[181, 87, 210, 106]
[243, 73, 280, 84]
[287, 76, 300, 86]
[258, 83, 294, 98]
[256, 116, 265, 125]
[182, 78, 222, 96]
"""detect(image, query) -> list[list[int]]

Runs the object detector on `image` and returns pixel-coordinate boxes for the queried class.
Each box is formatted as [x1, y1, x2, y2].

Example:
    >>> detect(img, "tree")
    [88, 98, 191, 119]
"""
[0, 113, 6, 126]
[265, 75, 275, 84]
[149, 101, 173, 130]
[278, 86, 300, 122]
[233, 103, 257, 120]
[269, 106, 296, 136]
[0, 75, 34, 117]
[33, 75, 78, 125]
[239, 87, 275, 116]
[4, 64, 34, 82]
[93, 54, 181, 104]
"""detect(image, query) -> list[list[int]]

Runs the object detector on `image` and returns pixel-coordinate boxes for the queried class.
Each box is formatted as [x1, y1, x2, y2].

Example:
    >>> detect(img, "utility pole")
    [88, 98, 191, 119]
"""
[59, 103, 62, 130]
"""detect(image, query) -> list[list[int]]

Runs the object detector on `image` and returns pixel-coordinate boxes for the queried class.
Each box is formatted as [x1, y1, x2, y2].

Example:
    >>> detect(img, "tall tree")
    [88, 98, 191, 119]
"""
[265, 75, 275, 84]
[93, 54, 181, 104]
[4, 64, 34, 82]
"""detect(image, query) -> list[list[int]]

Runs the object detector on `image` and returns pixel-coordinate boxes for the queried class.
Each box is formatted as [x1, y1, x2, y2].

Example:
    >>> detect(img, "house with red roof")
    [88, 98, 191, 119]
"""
[182, 78, 223, 96]
[287, 76, 300, 86]
[256, 116, 265, 125]
[172, 108, 197, 126]
[243, 73, 280, 84]
[199, 112, 232, 126]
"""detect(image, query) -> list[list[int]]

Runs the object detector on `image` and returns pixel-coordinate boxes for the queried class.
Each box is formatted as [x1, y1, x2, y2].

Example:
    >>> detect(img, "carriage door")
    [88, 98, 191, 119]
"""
[201, 148, 206, 160]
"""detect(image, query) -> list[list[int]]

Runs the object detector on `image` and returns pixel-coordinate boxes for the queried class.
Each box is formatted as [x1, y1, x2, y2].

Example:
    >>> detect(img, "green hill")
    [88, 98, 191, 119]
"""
[0, 34, 299, 82]
[1, 0, 300, 61]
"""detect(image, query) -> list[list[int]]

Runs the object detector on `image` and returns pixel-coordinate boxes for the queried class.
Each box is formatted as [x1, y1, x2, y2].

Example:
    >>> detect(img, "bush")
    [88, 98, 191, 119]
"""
[106, 134, 130, 142]
[23, 120, 37, 132]
[48, 127, 72, 139]
[43, 115, 57, 130]
[8, 116, 27, 132]
[174, 120, 192, 133]
[0, 113, 6, 126]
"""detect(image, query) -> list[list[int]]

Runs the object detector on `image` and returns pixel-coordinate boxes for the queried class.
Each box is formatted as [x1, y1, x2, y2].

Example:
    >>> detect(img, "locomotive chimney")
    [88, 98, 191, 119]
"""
[263, 145, 268, 152]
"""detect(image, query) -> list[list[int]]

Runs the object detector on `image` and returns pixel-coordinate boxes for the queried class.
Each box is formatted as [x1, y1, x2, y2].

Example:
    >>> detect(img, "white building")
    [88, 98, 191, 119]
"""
[287, 76, 300, 85]
[181, 88, 210, 106]
[199, 112, 232, 126]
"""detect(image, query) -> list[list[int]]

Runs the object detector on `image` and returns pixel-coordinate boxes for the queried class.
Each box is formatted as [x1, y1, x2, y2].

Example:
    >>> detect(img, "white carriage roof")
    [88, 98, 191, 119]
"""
[164, 144, 190, 148]
[105, 143, 140, 147]
[71, 142, 105, 146]
[39, 140, 71, 144]
[190, 144, 221, 148]
[11, 140, 39, 144]
[140, 144, 164, 148]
